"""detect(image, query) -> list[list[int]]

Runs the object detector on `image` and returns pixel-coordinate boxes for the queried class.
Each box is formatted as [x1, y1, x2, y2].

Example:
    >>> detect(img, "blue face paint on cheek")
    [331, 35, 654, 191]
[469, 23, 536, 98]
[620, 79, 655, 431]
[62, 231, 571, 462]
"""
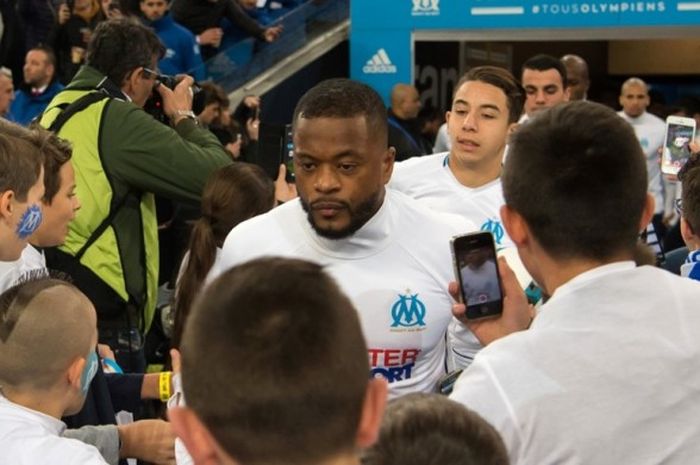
[81, 351, 99, 395]
[15, 204, 43, 239]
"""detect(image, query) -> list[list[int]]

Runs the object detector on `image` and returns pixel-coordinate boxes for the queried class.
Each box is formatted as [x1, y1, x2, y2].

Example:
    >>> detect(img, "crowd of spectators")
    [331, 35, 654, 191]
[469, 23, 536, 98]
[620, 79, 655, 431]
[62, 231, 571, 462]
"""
[0, 0, 300, 93]
[2, 16, 700, 465]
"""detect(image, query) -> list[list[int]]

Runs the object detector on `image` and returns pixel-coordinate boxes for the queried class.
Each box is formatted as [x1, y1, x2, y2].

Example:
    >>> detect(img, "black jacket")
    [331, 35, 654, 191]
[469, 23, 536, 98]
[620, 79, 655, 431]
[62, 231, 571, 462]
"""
[170, 0, 264, 38]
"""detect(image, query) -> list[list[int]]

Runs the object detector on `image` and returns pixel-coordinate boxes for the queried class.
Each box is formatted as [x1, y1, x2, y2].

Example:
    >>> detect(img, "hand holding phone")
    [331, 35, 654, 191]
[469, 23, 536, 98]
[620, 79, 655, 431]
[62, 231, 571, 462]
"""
[662, 115, 696, 175]
[448, 247, 533, 345]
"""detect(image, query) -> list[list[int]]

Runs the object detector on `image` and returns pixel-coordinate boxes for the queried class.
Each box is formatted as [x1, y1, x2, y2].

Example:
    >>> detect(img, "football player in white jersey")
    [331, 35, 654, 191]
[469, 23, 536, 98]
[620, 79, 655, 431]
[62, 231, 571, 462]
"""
[213, 79, 481, 396]
[390, 66, 523, 249]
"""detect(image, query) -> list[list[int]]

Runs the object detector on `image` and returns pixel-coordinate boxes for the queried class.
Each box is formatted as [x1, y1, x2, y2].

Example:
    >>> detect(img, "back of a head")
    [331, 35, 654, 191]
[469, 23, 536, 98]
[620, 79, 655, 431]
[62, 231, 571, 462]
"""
[390, 83, 414, 106]
[363, 393, 509, 465]
[20, 123, 73, 204]
[679, 152, 700, 234]
[87, 18, 164, 87]
[180, 257, 369, 465]
[560, 54, 590, 78]
[522, 54, 568, 88]
[171, 162, 274, 347]
[2, 122, 71, 204]
[502, 101, 648, 261]
[200, 82, 229, 108]
[0, 278, 94, 391]
[40, 132, 72, 205]
[0, 120, 44, 202]
[293, 78, 388, 148]
[202, 162, 274, 246]
[456, 66, 525, 124]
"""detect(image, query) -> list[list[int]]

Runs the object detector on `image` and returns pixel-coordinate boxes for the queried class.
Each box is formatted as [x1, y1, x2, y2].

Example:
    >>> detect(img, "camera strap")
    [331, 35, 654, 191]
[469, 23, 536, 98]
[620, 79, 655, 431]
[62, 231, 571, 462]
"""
[47, 91, 110, 133]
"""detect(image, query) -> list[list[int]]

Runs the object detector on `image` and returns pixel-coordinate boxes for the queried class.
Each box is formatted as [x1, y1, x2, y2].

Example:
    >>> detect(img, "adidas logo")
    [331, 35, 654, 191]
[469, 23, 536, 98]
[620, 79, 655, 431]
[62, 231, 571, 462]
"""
[362, 49, 397, 74]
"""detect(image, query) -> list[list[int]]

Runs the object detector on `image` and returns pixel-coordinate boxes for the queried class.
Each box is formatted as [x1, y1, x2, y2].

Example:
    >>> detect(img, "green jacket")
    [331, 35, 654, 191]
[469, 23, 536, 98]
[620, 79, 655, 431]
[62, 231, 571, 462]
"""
[40, 65, 230, 331]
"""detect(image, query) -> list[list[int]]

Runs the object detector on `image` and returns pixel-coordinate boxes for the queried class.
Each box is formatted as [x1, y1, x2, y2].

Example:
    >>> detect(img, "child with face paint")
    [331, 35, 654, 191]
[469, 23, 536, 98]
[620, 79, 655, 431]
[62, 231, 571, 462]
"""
[0, 278, 108, 464]
[0, 122, 46, 262]
[0, 124, 177, 465]
[0, 126, 80, 294]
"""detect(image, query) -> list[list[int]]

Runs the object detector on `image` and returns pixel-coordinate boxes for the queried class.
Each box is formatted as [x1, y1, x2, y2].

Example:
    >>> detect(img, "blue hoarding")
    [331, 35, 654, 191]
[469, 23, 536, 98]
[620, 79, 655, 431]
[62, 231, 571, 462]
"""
[350, 0, 700, 103]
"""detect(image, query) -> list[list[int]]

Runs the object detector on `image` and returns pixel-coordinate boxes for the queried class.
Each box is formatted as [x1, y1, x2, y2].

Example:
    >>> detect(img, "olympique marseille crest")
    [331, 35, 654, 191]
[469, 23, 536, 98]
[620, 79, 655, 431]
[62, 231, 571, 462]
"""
[412, 0, 440, 16]
[390, 291, 427, 331]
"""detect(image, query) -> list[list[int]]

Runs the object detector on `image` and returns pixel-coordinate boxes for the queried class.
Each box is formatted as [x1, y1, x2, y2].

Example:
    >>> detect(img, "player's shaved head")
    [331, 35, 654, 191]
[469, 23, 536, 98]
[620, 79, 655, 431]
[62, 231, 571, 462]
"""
[621, 77, 648, 95]
[391, 83, 421, 120]
[391, 84, 415, 106]
[0, 278, 96, 391]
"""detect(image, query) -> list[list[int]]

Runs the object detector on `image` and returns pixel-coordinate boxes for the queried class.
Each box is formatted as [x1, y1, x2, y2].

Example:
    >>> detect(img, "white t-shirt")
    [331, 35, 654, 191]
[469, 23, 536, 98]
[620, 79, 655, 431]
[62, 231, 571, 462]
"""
[618, 111, 665, 214]
[213, 189, 480, 397]
[0, 245, 46, 293]
[450, 262, 700, 465]
[389, 153, 513, 249]
[0, 395, 108, 465]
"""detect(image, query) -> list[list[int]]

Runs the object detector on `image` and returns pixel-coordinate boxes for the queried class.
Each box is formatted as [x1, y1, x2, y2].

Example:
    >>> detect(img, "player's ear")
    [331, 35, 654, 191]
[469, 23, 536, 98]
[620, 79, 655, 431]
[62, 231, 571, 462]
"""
[169, 407, 227, 465]
[355, 378, 388, 449]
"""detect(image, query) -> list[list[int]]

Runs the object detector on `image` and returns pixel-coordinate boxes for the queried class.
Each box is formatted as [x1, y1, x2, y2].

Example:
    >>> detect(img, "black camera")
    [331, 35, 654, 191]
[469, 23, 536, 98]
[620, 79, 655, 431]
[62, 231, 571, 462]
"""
[143, 70, 203, 125]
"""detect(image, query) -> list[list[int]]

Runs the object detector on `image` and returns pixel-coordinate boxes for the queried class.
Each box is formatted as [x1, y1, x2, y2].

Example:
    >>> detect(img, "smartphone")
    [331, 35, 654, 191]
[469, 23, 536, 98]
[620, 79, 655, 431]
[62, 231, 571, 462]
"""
[437, 369, 463, 395]
[661, 115, 696, 175]
[257, 123, 285, 179]
[282, 123, 295, 183]
[451, 232, 504, 320]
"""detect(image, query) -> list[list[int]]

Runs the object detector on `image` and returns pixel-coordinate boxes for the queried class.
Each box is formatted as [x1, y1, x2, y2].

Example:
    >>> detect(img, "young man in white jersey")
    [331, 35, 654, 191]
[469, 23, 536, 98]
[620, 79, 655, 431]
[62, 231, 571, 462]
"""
[449, 101, 700, 464]
[390, 66, 523, 250]
[617, 77, 667, 239]
[519, 54, 570, 123]
[213, 78, 479, 397]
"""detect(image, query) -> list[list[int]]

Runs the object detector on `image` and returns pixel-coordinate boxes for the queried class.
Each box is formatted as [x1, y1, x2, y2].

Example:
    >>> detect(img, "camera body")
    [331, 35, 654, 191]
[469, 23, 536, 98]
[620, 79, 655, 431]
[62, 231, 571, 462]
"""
[143, 72, 203, 124]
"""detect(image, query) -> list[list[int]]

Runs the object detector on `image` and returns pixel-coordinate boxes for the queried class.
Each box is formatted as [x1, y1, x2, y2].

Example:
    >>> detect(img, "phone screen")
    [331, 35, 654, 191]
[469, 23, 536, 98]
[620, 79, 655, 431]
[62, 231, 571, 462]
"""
[282, 124, 295, 183]
[452, 232, 503, 320]
[662, 119, 696, 175]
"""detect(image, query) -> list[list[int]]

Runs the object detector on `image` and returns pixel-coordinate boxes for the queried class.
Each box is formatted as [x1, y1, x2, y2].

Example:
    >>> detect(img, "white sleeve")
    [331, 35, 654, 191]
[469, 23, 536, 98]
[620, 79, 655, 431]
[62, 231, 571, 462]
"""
[175, 439, 195, 465]
[62, 441, 111, 465]
[447, 318, 482, 369]
[449, 358, 523, 464]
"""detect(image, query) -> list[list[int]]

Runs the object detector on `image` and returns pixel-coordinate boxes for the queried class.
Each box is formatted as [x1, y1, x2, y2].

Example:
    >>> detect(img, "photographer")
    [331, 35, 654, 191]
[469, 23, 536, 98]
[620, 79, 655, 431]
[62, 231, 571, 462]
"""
[39, 18, 230, 373]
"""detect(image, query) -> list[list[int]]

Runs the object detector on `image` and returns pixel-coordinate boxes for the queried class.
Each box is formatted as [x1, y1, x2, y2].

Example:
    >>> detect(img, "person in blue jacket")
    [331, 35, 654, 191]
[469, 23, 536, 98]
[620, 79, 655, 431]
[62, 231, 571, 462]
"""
[10, 46, 64, 126]
[140, 0, 206, 81]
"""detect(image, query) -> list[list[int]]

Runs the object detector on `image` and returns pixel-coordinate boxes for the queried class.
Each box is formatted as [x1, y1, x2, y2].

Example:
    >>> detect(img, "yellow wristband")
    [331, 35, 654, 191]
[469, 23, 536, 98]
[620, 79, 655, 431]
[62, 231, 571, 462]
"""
[159, 371, 172, 402]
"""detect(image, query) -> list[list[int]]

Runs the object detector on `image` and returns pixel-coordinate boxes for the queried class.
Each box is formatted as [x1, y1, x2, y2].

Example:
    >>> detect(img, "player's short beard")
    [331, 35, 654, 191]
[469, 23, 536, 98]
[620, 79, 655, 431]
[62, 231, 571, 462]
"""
[299, 189, 384, 240]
